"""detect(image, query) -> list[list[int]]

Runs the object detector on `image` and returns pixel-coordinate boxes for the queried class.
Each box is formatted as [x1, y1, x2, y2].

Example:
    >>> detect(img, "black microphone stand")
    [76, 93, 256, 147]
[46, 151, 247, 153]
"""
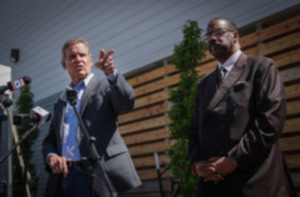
[66, 89, 115, 197]
[0, 123, 38, 163]
[0, 124, 38, 197]
[0, 105, 7, 196]
[0, 95, 13, 196]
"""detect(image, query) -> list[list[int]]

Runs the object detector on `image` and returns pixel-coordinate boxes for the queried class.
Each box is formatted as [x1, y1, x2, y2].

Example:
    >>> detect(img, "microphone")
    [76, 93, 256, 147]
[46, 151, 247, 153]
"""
[65, 87, 77, 102]
[13, 106, 51, 126]
[0, 76, 31, 94]
[0, 95, 13, 108]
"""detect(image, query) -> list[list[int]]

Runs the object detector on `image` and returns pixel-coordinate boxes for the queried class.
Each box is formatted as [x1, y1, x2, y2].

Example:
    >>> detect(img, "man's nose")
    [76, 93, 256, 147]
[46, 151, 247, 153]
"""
[75, 55, 81, 61]
[208, 35, 217, 43]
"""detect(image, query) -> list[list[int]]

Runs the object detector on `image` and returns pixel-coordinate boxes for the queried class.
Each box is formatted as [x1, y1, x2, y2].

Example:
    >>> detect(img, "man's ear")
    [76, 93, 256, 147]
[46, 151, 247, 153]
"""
[233, 31, 239, 44]
[233, 31, 239, 40]
[61, 60, 67, 70]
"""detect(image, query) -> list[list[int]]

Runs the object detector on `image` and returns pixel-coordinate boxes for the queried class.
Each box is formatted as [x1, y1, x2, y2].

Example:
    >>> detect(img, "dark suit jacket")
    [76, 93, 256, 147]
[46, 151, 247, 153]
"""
[42, 74, 141, 197]
[189, 53, 295, 197]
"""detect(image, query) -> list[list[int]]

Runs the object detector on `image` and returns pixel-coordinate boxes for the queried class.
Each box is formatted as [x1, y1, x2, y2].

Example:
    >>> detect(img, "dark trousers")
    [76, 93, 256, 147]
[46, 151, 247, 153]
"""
[57, 165, 95, 197]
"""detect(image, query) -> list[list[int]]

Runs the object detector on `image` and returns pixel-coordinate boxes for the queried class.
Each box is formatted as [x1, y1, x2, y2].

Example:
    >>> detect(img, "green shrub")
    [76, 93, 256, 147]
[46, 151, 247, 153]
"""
[167, 20, 205, 197]
[13, 85, 38, 196]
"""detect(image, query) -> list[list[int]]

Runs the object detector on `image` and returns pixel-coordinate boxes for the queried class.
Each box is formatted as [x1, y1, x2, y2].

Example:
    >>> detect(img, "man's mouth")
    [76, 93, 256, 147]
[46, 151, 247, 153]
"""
[209, 44, 218, 52]
[75, 65, 84, 70]
[209, 43, 222, 53]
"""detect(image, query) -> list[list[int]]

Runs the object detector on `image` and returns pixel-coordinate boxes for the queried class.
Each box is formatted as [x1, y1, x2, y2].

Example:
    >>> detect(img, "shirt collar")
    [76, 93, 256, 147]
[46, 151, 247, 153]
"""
[218, 49, 242, 71]
[82, 73, 94, 87]
[70, 73, 94, 89]
[60, 73, 94, 101]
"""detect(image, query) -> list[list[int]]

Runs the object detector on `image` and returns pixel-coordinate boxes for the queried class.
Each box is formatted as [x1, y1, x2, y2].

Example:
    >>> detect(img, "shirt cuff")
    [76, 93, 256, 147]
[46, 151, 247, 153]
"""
[106, 69, 118, 84]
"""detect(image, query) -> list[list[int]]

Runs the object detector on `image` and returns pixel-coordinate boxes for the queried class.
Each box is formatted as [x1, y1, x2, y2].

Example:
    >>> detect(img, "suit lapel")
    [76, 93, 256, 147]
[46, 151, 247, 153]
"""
[207, 53, 247, 111]
[205, 69, 219, 110]
[198, 69, 218, 130]
[80, 76, 98, 115]
[77, 76, 99, 147]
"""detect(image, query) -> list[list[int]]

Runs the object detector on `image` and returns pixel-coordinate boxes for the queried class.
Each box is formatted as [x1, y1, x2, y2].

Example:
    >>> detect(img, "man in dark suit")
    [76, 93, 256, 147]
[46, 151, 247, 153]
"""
[42, 38, 141, 197]
[188, 17, 296, 196]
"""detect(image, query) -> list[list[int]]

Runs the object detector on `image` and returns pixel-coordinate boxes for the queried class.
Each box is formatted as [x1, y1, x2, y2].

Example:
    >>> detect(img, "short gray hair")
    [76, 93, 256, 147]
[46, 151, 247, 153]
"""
[62, 37, 91, 60]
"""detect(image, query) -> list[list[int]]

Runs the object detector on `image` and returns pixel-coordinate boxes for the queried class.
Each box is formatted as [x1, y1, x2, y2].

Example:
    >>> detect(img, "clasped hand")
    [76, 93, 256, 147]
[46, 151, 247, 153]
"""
[193, 157, 238, 184]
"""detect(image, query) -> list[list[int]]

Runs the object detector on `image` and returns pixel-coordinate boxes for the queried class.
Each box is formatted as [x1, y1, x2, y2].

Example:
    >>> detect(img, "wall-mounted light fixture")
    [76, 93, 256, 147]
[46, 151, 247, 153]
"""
[10, 49, 20, 63]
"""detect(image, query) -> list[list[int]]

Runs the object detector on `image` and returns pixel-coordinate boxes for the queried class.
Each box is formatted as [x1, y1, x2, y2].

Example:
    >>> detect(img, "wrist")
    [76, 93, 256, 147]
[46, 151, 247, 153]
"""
[228, 157, 238, 168]
[191, 161, 198, 174]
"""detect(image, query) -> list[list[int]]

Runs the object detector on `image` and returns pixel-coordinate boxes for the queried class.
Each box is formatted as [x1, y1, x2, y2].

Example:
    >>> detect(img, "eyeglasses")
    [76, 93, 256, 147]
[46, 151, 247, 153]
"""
[202, 29, 235, 42]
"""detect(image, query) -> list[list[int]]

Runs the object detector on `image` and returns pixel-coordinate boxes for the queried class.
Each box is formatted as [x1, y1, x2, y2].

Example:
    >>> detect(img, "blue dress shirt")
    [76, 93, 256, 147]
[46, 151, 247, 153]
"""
[61, 70, 118, 161]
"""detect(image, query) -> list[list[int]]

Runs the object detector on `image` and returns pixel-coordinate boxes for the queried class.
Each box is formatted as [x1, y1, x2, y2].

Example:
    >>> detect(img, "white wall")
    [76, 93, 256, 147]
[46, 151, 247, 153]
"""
[0, 0, 299, 101]
[0, 65, 11, 88]
[0, 64, 12, 196]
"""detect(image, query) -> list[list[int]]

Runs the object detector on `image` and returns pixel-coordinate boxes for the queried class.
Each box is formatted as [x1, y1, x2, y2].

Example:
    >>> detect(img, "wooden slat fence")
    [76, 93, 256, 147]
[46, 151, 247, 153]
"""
[119, 15, 300, 196]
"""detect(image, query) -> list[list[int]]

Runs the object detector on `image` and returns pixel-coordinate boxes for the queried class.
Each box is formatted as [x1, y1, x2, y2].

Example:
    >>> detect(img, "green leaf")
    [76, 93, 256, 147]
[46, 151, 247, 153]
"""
[168, 20, 205, 197]
[13, 85, 39, 196]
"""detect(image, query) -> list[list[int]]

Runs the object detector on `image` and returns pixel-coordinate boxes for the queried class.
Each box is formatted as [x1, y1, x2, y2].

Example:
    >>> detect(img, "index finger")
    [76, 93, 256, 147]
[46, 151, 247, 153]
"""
[61, 157, 68, 177]
[100, 49, 115, 62]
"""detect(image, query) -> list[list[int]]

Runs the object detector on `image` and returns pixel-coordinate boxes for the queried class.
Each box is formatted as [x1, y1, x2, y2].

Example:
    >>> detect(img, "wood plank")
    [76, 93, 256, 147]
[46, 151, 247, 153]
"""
[119, 103, 169, 124]
[285, 83, 300, 100]
[129, 22, 300, 100]
[194, 48, 300, 78]
[287, 100, 300, 116]
[137, 168, 173, 181]
[120, 194, 162, 197]
[281, 66, 300, 83]
[280, 136, 300, 152]
[291, 172, 300, 188]
[123, 128, 171, 145]
[121, 180, 174, 195]
[133, 154, 170, 168]
[198, 51, 215, 64]
[134, 74, 180, 97]
[129, 16, 300, 87]
[244, 31, 300, 57]
[239, 15, 300, 49]
[284, 153, 300, 169]
[119, 116, 171, 135]
[195, 45, 300, 79]
[196, 60, 217, 76]
[134, 90, 170, 109]
[197, 16, 300, 64]
[283, 117, 300, 134]
[195, 62, 300, 93]
[273, 48, 300, 69]
[128, 140, 175, 157]
[127, 64, 177, 87]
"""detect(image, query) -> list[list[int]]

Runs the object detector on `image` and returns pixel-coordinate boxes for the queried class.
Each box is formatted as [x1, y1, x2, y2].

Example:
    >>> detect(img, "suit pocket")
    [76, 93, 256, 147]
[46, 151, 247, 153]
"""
[233, 81, 246, 92]
[106, 143, 128, 157]
[231, 81, 252, 105]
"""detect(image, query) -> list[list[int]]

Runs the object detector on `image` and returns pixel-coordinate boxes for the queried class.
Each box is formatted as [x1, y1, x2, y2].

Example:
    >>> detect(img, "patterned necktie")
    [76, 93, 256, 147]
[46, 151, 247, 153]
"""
[218, 67, 227, 84]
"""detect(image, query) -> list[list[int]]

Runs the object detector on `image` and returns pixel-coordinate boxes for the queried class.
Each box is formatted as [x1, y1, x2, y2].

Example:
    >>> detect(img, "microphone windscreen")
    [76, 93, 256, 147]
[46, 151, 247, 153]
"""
[23, 76, 31, 85]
